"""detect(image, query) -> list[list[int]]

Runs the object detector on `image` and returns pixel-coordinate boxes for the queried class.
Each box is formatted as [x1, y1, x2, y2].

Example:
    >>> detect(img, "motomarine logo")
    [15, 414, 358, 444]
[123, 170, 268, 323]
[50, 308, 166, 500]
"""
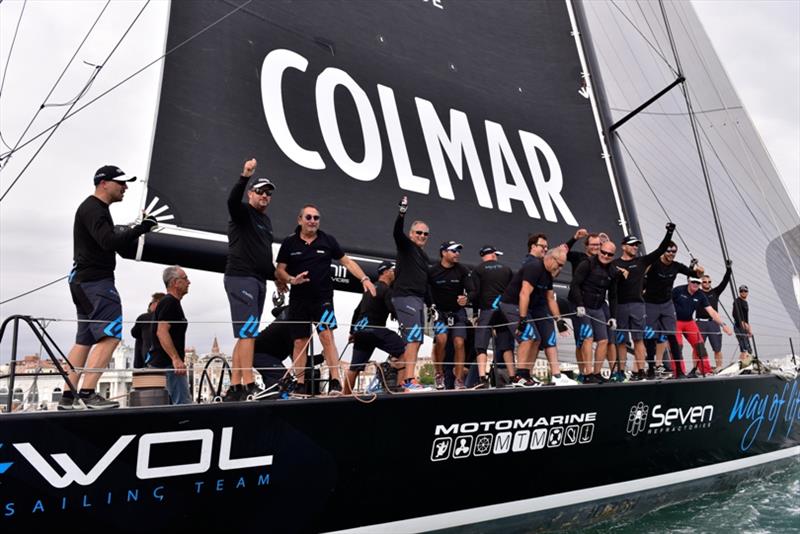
[430, 414, 596, 462]
[626, 402, 714, 436]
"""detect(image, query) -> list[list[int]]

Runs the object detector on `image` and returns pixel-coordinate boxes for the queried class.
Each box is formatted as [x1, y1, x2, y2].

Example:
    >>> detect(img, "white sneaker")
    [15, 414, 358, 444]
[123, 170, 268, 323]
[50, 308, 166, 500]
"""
[551, 374, 578, 386]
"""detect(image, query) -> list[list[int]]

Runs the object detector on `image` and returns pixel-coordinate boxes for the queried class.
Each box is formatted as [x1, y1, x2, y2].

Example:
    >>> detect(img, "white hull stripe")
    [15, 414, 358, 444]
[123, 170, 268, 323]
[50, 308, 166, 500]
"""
[326, 446, 800, 534]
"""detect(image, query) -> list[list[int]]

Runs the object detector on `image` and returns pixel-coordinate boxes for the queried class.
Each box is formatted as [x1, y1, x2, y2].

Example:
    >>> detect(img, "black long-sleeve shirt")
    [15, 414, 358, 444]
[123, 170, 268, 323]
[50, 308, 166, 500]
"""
[732, 297, 749, 327]
[428, 262, 472, 312]
[697, 267, 732, 318]
[131, 312, 154, 369]
[350, 281, 395, 329]
[569, 256, 622, 315]
[470, 260, 513, 310]
[643, 259, 696, 304]
[225, 176, 274, 282]
[392, 213, 430, 298]
[613, 228, 674, 304]
[72, 195, 147, 283]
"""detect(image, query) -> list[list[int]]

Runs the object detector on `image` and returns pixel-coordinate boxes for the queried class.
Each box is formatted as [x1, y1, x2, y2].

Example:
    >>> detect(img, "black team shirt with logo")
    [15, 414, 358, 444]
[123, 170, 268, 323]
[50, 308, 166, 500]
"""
[501, 257, 552, 306]
[277, 227, 344, 303]
[613, 228, 674, 304]
[569, 255, 622, 315]
[428, 262, 472, 312]
[643, 260, 695, 304]
[351, 281, 394, 329]
[225, 175, 274, 282]
[697, 267, 732, 319]
[470, 260, 513, 311]
[147, 294, 187, 369]
[392, 213, 430, 299]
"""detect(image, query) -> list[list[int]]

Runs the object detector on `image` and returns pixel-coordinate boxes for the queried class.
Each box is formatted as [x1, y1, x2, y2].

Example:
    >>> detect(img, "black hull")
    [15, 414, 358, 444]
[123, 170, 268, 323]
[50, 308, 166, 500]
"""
[2, 375, 798, 532]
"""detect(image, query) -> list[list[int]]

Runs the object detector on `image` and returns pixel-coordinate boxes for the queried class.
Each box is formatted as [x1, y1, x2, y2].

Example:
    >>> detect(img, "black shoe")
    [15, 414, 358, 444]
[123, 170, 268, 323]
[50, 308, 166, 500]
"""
[293, 381, 307, 396]
[686, 368, 699, 379]
[673, 372, 688, 380]
[646, 367, 656, 380]
[473, 376, 490, 389]
[222, 387, 244, 402]
[583, 374, 600, 384]
[80, 393, 119, 410]
[328, 379, 342, 395]
[593, 373, 608, 384]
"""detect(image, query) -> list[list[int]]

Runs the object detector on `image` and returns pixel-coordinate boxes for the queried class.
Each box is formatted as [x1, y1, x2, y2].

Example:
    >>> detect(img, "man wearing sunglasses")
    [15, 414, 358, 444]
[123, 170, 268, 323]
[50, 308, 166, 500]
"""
[564, 230, 600, 379]
[642, 242, 704, 379]
[391, 196, 432, 391]
[276, 204, 376, 395]
[672, 276, 732, 377]
[732, 285, 753, 362]
[223, 158, 276, 401]
[697, 260, 733, 370]
[612, 222, 675, 381]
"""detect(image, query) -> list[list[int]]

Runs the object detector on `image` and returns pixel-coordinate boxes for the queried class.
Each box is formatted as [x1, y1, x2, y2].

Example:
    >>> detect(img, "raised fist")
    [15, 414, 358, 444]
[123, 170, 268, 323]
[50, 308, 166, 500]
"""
[398, 196, 408, 214]
[666, 222, 676, 232]
[242, 158, 257, 178]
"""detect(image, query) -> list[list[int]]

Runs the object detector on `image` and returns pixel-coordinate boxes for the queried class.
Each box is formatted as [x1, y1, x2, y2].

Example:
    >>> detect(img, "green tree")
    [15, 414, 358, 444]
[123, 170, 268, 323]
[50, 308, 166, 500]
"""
[418, 362, 435, 385]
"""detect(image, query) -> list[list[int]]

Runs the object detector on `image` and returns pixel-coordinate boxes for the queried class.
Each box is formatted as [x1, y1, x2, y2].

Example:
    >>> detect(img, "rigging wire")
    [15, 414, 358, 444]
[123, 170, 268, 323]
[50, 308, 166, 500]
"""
[0, 0, 27, 151]
[608, 0, 678, 76]
[0, 0, 254, 167]
[0, 275, 68, 306]
[0, 0, 150, 203]
[0, 0, 110, 170]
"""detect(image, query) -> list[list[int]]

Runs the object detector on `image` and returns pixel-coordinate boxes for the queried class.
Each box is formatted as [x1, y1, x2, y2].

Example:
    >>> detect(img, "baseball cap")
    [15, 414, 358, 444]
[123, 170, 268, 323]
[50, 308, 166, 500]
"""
[377, 260, 395, 274]
[688, 276, 702, 284]
[93, 165, 136, 185]
[250, 178, 275, 192]
[440, 241, 463, 252]
[479, 245, 503, 256]
[622, 235, 641, 246]
[739, 285, 749, 292]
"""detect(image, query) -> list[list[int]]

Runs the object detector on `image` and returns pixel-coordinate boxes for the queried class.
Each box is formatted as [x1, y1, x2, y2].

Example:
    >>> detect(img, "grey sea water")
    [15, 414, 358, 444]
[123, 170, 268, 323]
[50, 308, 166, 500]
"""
[582, 460, 800, 533]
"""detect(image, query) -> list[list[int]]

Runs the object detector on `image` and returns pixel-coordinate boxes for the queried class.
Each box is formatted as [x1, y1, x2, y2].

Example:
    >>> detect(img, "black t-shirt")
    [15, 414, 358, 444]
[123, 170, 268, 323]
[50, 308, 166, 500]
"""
[697, 267, 732, 318]
[470, 260, 514, 310]
[254, 321, 294, 360]
[351, 281, 394, 328]
[392, 213, 431, 298]
[225, 176, 275, 282]
[72, 195, 145, 283]
[613, 228, 673, 304]
[428, 262, 472, 312]
[672, 285, 710, 321]
[569, 256, 621, 313]
[643, 259, 695, 304]
[733, 297, 749, 326]
[501, 257, 551, 306]
[276, 227, 344, 302]
[148, 295, 187, 369]
[130, 311, 154, 369]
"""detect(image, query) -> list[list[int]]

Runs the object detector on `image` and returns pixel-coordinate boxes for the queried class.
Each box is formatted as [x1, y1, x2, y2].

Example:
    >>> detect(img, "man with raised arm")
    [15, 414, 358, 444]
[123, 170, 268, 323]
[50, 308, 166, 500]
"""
[59, 165, 157, 410]
[391, 196, 432, 392]
[276, 204, 376, 395]
[222, 158, 276, 402]
[698, 260, 733, 369]
[612, 222, 675, 381]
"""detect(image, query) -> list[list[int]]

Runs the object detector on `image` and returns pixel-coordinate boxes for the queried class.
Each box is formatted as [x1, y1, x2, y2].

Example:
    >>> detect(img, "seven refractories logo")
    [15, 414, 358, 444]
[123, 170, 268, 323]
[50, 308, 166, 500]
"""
[430, 413, 596, 462]
[626, 401, 714, 436]
[627, 402, 649, 436]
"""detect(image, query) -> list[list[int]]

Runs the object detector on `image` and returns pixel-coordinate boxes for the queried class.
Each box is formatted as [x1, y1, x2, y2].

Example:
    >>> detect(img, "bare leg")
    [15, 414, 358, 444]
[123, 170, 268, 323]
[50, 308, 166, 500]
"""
[633, 340, 645, 372]
[233, 338, 256, 385]
[400, 342, 421, 382]
[476, 353, 488, 378]
[432, 334, 446, 376]
[580, 338, 593, 375]
[517, 340, 534, 372]
[544, 346, 561, 376]
[714, 351, 723, 369]
[318, 329, 341, 381]
[64, 344, 91, 391]
[292, 338, 309, 383]
[343, 368, 359, 395]
[593, 340, 608, 375]
[502, 349, 516, 376]
[453, 337, 465, 380]
[81, 337, 120, 390]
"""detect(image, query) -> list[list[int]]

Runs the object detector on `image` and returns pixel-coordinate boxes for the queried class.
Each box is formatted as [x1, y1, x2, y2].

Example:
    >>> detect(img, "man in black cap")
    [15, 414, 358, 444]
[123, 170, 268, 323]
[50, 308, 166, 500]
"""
[612, 223, 675, 381]
[698, 261, 733, 369]
[59, 165, 157, 410]
[429, 240, 473, 389]
[732, 285, 753, 361]
[344, 261, 405, 394]
[130, 292, 165, 368]
[222, 158, 276, 402]
[470, 245, 515, 388]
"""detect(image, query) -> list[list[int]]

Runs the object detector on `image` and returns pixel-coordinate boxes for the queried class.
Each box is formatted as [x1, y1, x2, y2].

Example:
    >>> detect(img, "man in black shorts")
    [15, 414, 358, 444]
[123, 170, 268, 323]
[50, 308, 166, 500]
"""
[223, 158, 276, 401]
[391, 196, 431, 391]
[344, 261, 405, 394]
[59, 165, 157, 410]
[698, 260, 733, 369]
[146, 266, 192, 404]
[276, 204, 376, 395]
[131, 292, 164, 368]
[733, 285, 753, 361]
[251, 300, 292, 398]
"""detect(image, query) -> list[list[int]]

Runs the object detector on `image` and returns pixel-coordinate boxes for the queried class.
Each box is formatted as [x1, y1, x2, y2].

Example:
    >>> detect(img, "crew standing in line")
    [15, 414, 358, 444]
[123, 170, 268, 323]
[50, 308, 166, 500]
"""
[59, 165, 157, 410]
[222, 158, 276, 401]
[565, 230, 599, 380]
[429, 241, 473, 389]
[470, 246, 515, 388]
[732, 285, 753, 362]
[131, 292, 165, 369]
[612, 223, 675, 381]
[698, 260, 733, 370]
[391, 197, 431, 391]
[276, 204, 376, 395]
[147, 266, 192, 404]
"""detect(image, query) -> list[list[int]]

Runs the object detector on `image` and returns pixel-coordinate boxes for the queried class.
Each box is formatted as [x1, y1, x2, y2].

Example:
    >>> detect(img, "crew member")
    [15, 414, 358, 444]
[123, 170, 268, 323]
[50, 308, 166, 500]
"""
[672, 277, 732, 376]
[429, 241, 473, 389]
[147, 266, 192, 404]
[643, 242, 704, 378]
[612, 223, 675, 381]
[222, 158, 276, 402]
[732, 285, 753, 361]
[698, 260, 733, 369]
[276, 204, 376, 395]
[569, 242, 625, 383]
[391, 196, 431, 392]
[345, 261, 405, 394]
[565, 231, 600, 380]
[470, 245, 515, 389]
[251, 298, 292, 398]
[59, 165, 157, 411]
[131, 292, 165, 369]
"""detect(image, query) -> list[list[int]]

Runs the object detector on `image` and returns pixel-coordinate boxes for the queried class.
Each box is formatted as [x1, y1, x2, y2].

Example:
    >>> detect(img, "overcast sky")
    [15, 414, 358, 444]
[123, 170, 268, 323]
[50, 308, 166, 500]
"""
[0, 0, 797, 359]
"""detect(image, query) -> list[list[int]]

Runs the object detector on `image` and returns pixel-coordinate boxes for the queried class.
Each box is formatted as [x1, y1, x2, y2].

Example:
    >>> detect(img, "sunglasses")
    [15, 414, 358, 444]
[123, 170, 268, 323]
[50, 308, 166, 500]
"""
[414, 230, 430, 237]
[304, 214, 320, 221]
[587, 242, 601, 247]
[626, 243, 639, 247]
[599, 251, 615, 258]
[253, 189, 272, 196]
[690, 281, 701, 285]
[666, 249, 678, 253]
[447, 249, 462, 254]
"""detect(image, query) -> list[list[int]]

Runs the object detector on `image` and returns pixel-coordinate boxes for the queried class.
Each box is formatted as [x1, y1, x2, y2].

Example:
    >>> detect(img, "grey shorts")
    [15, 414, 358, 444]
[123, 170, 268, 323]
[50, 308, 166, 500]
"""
[432, 308, 468, 340]
[530, 304, 557, 349]
[645, 301, 676, 341]
[391, 295, 425, 344]
[616, 302, 646, 343]
[697, 319, 722, 352]
[498, 302, 537, 343]
[574, 306, 610, 343]
[69, 278, 123, 346]
[224, 275, 266, 339]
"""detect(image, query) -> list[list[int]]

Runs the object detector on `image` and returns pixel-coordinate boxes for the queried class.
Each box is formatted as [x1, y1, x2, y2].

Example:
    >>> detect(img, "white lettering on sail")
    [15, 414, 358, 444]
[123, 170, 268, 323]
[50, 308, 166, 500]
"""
[260, 49, 325, 170]
[486, 120, 540, 218]
[378, 84, 430, 194]
[519, 131, 578, 225]
[416, 98, 493, 209]
[316, 67, 382, 181]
